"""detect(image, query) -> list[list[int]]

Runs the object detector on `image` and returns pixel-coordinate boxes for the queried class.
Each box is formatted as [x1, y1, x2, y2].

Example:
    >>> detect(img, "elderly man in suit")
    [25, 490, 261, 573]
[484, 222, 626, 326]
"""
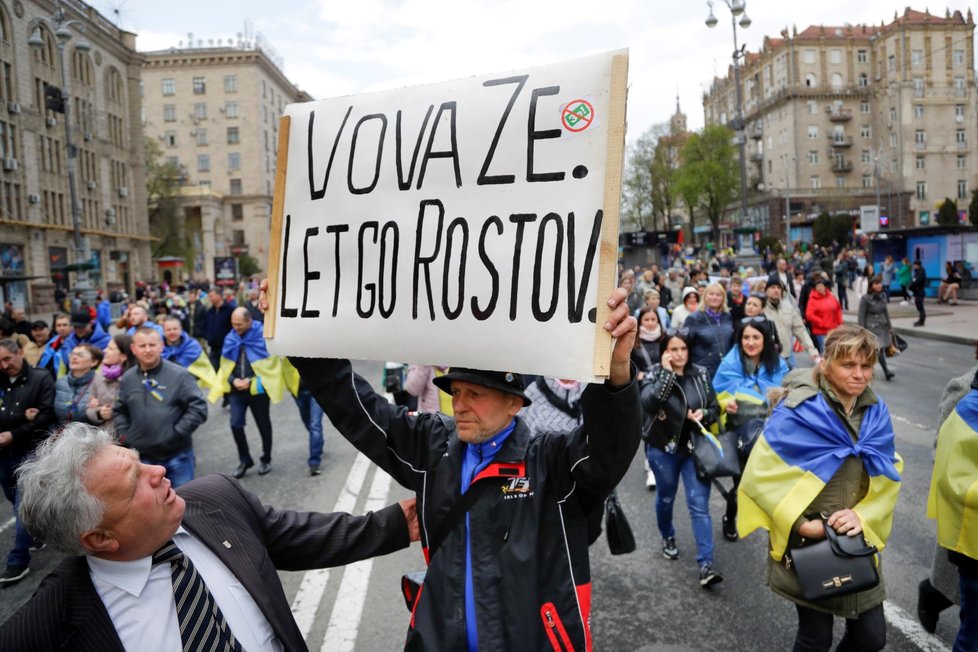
[0, 423, 418, 651]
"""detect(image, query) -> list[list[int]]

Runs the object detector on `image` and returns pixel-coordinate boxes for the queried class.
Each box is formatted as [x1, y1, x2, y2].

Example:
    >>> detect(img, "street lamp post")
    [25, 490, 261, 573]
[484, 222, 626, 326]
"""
[28, 7, 95, 303]
[706, 0, 751, 249]
[783, 154, 795, 252]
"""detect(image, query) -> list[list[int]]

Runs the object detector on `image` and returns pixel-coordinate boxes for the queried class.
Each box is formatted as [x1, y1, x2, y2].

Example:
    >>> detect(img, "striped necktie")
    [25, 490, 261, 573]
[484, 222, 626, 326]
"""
[152, 540, 243, 652]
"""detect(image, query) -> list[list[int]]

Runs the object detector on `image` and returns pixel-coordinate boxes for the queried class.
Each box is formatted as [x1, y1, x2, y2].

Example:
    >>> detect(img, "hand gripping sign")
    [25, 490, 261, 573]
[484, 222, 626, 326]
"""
[264, 50, 628, 382]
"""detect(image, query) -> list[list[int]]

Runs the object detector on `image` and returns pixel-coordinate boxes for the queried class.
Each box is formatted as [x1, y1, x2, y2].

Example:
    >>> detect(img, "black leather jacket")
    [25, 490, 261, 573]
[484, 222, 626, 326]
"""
[640, 363, 720, 452]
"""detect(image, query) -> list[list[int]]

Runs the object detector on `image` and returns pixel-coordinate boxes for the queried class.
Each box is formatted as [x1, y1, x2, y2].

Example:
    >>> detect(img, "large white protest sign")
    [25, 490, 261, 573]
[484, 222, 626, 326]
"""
[265, 50, 628, 381]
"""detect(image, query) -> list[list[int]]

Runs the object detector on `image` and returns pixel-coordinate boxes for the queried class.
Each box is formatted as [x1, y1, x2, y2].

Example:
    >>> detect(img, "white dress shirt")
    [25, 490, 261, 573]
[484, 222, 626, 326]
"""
[88, 527, 283, 652]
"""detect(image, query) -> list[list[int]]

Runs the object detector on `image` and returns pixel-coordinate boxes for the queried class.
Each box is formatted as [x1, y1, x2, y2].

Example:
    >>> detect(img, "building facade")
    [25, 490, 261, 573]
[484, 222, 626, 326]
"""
[140, 40, 311, 285]
[703, 7, 976, 243]
[0, 0, 150, 313]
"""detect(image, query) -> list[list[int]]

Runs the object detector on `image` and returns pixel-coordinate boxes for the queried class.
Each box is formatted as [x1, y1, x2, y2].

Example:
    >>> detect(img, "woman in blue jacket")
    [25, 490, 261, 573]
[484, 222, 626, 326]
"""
[712, 317, 787, 541]
[684, 282, 735, 378]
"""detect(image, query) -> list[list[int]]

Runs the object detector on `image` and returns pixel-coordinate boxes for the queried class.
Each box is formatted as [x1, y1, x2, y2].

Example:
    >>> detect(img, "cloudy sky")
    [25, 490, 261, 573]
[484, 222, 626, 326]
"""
[91, 0, 975, 140]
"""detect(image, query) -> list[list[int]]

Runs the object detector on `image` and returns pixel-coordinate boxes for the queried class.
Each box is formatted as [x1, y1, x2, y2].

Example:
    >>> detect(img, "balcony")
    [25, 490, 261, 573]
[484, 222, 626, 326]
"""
[749, 151, 764, 163]
[747, 123, 763, 140]
[826, 107, 852, 122]
[831, 159, 854, 173]
[828, 135, 853, 148]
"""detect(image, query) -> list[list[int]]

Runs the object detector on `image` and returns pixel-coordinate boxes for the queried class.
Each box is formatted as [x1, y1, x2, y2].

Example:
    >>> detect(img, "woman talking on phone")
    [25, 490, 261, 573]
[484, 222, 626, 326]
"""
[640, 330, 724, 588]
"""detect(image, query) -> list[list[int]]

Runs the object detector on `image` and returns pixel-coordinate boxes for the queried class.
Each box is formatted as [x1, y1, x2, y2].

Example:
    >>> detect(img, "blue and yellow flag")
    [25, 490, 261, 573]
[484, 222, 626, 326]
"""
[37, 337, 68, 379]
[163, 332, 216, 390]
[927, 389, 978, 561]
[209, 321, 298, 403]
[712, 347, 787, 425]
[738, 393, 903, 560]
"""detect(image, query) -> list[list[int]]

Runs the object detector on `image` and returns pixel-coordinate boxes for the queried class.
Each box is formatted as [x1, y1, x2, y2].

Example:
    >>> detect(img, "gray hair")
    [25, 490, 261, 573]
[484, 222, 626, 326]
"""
[17, 423, 116, 555]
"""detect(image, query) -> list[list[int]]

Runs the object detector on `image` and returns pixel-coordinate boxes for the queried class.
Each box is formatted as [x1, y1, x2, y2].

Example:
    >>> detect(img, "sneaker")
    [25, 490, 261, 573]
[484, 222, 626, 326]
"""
[699, 563, 724, 588]
[309, 464, 322, 476]
[28, 541, 46, 552]
[0, 564, 29, 585]
[661, 537, 679, 560]
[900, 300, 908, 306]
[722, 515, 739, 542]
[645, 469, 657, 490]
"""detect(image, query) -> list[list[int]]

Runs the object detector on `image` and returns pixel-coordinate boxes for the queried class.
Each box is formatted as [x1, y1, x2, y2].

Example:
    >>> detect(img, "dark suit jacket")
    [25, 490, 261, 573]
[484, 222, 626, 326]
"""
[0, 473, 409, 651]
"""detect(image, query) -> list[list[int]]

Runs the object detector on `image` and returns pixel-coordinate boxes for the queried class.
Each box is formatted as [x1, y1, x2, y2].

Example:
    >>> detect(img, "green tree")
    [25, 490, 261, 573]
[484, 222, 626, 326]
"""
[621, 126, 658, 232]
[650, 125, 687, 232]
[675, 124, 738, 244]
[237, 253, 262, 277]
[968, 189, 978, 225]
[812, 212, 853, 247]
[936, 198, 958, 226]
[145, 137, 194, 264]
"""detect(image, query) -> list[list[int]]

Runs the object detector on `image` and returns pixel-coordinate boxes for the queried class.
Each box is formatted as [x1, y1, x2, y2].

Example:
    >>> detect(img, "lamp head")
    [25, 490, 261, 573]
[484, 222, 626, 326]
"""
[75, 36, 92, 52]
[730, 0, 746, 16]
[705, 0, 718, 28]
[739, 13, 752, 29]
[27, 27, 44, 49]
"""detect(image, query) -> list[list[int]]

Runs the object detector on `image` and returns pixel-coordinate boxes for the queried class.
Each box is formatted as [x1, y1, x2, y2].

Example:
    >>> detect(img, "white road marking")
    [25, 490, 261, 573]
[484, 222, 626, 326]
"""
[319, 467, 393, 652]
[884, 600, 951, 652]
[891, 415, 930, 431]
[290, 453, 372, 640]
[0, 517, 14, 534]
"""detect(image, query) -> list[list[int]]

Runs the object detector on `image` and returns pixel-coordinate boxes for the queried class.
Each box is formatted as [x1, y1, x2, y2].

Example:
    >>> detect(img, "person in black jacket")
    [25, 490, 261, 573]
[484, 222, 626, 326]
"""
[270, 281, 641, 652]
[683, 282, 735, 379]
[910, 259, 928, 327]
[0, 337, 55, 585]
[201, 288, 234, 370]
[640, 330, 724, 588]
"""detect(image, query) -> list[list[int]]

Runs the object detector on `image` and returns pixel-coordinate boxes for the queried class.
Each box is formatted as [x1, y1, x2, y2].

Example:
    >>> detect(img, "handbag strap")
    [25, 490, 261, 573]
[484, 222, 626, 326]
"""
[426, 479, 496, 561]
[821, 517, 878, 557]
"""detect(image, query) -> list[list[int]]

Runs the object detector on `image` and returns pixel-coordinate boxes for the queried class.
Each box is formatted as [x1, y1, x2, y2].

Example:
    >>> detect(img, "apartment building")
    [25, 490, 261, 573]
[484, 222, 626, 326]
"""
[141, 39, 311, 282]
[0, 0, 150, 312]
[703, 7, 976, 242]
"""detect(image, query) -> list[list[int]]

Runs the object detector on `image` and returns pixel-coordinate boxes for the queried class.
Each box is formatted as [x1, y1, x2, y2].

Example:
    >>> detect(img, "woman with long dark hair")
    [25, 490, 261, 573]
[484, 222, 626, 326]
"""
[641, 330, 724, 587]
[712, 317, 788, 541]
[631, 306, 667, 380]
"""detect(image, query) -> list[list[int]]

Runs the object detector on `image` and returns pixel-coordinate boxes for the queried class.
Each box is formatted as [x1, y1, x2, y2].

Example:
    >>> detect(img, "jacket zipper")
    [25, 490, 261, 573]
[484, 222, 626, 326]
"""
[540, 602, 574, 651]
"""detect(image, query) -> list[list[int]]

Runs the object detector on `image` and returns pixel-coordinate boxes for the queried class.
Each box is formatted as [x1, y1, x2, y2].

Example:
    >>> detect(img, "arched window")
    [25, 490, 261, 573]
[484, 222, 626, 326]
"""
[105, 66, 123, 104]
[831, 73, 843, 91]
[805, 73, 817, 88]
[30, 25, 56, 68]
[72, 49, 94, 87]
[0, 4, 10, 44]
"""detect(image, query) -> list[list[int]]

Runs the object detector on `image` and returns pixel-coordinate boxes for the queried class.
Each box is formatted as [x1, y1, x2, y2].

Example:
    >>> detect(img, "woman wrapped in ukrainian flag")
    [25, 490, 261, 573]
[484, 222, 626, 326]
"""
[711, 316, 787, 542]
[738, 324, 902, 652]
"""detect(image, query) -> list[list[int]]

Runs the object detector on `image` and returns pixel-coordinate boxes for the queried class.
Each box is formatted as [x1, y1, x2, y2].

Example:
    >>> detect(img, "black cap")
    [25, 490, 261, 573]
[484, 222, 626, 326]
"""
[766, 274, 785, 290]
[432, 368, 532, 406]
[70, 309, 92, 327]
[31, 320, 49, 330]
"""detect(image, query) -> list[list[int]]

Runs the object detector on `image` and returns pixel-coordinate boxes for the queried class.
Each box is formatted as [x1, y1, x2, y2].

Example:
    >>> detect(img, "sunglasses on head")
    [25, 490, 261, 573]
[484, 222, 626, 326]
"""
[741, 316, 768, 325]
[665, 327, 689, 337]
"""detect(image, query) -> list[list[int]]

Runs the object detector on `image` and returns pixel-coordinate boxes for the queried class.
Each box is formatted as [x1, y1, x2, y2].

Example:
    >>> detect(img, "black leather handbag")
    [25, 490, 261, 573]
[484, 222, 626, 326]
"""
[788, 516, 880, 601]
[690, 426, 741, 480]
[604, 490, 636, 555]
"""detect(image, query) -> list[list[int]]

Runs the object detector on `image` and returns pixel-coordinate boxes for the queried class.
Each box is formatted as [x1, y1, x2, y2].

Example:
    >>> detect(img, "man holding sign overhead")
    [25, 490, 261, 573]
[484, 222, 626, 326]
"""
[262, 281, 639, 651]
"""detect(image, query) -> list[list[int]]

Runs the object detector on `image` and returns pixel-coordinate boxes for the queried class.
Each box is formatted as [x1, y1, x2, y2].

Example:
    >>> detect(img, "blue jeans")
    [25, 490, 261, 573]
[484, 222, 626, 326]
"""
[646, 445, 714, 565]
[143, 448, 195, 488]
[0, 453, 35, 567]
[956, 567, 978, 652]
[813, 334, 826, 354]
[294, 389, 325, 467]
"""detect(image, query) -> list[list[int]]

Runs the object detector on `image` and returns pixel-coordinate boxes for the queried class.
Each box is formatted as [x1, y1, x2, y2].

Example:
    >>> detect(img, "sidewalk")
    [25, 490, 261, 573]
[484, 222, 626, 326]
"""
[843, 296, 977, 347]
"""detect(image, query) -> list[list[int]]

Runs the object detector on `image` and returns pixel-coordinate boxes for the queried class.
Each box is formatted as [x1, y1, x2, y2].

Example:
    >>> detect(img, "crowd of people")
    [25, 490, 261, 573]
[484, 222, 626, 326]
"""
[0, 241, 975, 651]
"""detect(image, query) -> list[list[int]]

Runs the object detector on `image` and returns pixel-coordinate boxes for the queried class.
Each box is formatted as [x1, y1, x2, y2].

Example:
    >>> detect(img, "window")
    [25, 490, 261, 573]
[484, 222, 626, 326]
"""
[956, 129, 966, 146]
[162, 78, 175, 96]
[913, 105, 924, 119]
[805, 73, 817, 87]
[193, 103, 207, 120]
[860, 125, 871, 139]
[860, 101, 870, 114]
[163, 104, 176, 122]
[808, 151, 819, 165]
[831, 73, 843, 91]
[915, 130, 926, 146]
[197, 154, 210, 172]
[953, 49, 965, 66]
[890, 133, 898, 147]
[227, 127, 240, 144]
[857, 49, 868, 64]
[913, 78, 924, 97]
[858, 73, 868, 87]
[915, 156, 925, 170]
[888, 55, 895, 71]
[195, 128, 207, 146]
[958, 155, 967, 170]
[955, 77, 966, 96]
[803, 49, 816, 64]
[807, 126, 819, 140]
[231, 203, 243, 220]
[958, 180, 968, 200]
[166, 156, 179, 167]
[916, 181, 927, 200]
[862, 175, 873, 188]
[807, 100, 817, 115]
[225, 101, 238, 118]
[830, 49, 842, 64]
[956, 105, 966, 122]
[228, 152, 241, 170]
[164, 130, 177, 147]
[192, 77, 206, 94]
[261, 80, 266, 98]
[198, 180, 211, 187]
[836, 176, 846, 189]
[224, 75, 237, 93]
[911, 49, 923, 66]
[861, 150, 871, 163]
[889, 107, 896, 122]
[810, 177, 821, 190]
[230, 180, 243, 197]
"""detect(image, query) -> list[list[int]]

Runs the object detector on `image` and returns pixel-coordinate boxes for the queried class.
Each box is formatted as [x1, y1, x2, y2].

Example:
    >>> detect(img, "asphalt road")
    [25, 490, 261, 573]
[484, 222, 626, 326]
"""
[1, 341, 974, 650]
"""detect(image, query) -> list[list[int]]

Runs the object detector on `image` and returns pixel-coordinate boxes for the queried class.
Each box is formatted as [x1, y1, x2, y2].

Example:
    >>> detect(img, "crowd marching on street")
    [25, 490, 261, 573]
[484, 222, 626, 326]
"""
[0, 236, 976, 652]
